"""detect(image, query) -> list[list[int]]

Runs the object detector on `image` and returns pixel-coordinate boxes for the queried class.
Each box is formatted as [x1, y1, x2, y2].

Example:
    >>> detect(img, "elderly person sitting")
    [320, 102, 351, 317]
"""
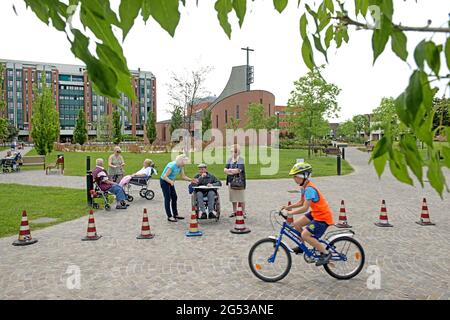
[192, 163, 222, 219]
[119, 159, 157, 188]
[92, 158, 128, 210]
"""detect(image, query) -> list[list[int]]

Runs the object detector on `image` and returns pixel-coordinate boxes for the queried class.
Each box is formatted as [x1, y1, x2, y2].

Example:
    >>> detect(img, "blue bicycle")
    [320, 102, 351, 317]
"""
[248, 210, 365, 282]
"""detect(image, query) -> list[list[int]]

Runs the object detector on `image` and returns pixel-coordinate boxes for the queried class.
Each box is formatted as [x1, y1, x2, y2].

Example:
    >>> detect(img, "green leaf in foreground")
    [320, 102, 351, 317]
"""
[389, 149, 413, 186]
[215, 0, 233, 38]
[399, 134, 423, 185]
[146, 0, 180, 37]
[273, 0, 288, 13]
[232, 0, 246, 27]
[427, 153, 445, 197]
[301, 37, 315, 70]
[391, 28, 408, 61]
[119, 0, 142, 39]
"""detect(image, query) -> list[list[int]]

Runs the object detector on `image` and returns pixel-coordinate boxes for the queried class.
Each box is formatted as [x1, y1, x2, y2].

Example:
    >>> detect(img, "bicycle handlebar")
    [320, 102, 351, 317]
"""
[273, 210, 287, 220]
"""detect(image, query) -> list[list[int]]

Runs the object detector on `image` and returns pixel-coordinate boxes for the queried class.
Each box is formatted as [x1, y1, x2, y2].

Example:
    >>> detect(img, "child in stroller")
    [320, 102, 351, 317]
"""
[119, 159, 157, 201]
[1, 151, 22, 173]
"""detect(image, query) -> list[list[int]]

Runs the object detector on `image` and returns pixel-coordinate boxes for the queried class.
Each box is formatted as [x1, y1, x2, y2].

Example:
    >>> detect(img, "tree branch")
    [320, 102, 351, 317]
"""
[336, 16, 450, 33]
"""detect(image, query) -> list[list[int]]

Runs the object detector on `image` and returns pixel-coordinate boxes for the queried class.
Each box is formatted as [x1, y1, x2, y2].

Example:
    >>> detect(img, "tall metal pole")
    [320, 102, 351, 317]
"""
[337, 154, 342, 176]
[241, 47, 254, 91]
[86, 156, 93, 206]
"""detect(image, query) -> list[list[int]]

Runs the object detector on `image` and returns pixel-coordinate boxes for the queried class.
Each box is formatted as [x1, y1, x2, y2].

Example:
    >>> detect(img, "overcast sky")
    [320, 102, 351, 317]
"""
[0, 0, 448, 122]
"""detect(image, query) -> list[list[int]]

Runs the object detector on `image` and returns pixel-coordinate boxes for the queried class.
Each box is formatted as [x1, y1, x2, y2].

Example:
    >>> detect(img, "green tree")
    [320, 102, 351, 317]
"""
[245, 103, 266, 130]
[73, 109, 88, 145]
[0, 118, 8, 143]
[265, 115, 278, 131]
[225, 116, 241, 130]
[432, 97, 450, 135]
[170, 105, 183, 136]
[372, 97, 405, 141]
[23, 0, 450, 194]
[112, 110, 122, 144]
[31, 72, 59, 155]
[95, 114, 112, 142]
[6, 123, 18, 142]
[287, 66, 340, 158]
[201, 108, 212, 141]
[337, 120, 357, 141]
[352, 114, 370, 139]
[146, 110, 157, 144]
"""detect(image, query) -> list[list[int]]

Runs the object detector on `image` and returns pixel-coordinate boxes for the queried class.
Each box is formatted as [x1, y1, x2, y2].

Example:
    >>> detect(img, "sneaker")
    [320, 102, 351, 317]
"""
[292, 246, 304, 255]
[175, 216, 185, 220]
[208, 211, 217, 219]
[229, 212, 236, 218]
[200, 212, 207, 219]
[167, 217, 177, 222]
[115, 204, 127, 209]
[120, 201, 129, 207]
[315, 252, 332, 266]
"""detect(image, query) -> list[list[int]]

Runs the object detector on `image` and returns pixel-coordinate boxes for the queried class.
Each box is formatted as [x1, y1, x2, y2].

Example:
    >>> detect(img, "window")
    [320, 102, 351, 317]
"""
[236, 105, 240, 119]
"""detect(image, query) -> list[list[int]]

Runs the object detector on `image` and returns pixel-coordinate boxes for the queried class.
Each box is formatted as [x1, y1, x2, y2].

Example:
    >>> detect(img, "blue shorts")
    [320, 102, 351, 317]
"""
[304, 212, 329, 239]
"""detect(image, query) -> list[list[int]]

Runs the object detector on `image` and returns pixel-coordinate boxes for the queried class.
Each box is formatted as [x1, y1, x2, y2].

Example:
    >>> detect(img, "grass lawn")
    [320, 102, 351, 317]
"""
[0, 184, 89, 238]
[27, 147, 353, 179]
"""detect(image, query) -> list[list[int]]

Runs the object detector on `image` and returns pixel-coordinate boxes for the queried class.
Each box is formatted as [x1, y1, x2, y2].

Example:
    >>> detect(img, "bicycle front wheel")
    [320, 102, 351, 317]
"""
[248, 238, 292, 282]
[324, 236, 365, 280]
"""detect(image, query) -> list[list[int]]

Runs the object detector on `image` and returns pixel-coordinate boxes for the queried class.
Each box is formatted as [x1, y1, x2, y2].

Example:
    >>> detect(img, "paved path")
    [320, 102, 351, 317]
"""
[0, 148, 449, 300]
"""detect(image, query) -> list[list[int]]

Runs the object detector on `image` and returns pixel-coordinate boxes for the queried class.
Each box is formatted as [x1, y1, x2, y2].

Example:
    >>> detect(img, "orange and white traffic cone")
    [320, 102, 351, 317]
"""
[230, 202, 251, 234]
[335, 200, 352, 228]
[12, 210, 38, 246]
[81, 210, 102, 241]
[286, 201, 294, 225]
[416, 198, 435, 226]
[374, 200, 393, 227]
[186, 206, 203, 237]
[137, 208, 155, 239]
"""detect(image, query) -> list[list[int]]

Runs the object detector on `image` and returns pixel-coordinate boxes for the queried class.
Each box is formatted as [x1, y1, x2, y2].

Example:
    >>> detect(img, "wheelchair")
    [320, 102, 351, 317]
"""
[1, 152, 21, 173]
[123, 176, 155, 202]
[190, 186, 221, 222]
[90, 182, 113, 211]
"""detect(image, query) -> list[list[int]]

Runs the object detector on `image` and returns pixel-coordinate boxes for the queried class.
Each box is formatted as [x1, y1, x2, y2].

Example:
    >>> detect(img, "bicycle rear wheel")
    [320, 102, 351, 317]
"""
[324, 236, 365, 280]
[248, 238, 292, 282]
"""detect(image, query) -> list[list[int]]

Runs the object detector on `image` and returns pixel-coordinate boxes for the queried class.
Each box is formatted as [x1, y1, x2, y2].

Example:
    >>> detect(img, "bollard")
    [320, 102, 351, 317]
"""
[86, 156, 93, 207]
[341, 147, 345, 160]
[337, 154, 341, 176]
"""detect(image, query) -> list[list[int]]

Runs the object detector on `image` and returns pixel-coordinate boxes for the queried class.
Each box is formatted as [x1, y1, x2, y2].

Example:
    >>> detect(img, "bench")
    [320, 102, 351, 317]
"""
[21, 155, 46, 170]
[323, 147, 341, 156]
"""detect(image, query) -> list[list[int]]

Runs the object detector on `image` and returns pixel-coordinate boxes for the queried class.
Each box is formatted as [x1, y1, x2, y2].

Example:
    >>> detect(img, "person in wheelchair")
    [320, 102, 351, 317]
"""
[191, 163, 222, 219]
[119, 159, 157, 188]
[92, 158, 128, 210]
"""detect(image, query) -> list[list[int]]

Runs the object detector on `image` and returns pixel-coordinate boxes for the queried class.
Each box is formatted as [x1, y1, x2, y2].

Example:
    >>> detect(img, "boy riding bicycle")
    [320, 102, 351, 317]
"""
[281, 162, 334, 266]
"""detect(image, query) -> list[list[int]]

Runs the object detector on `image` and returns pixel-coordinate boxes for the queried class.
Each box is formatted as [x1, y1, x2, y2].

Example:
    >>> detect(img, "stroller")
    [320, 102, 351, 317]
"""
[1, 152, 22, 173]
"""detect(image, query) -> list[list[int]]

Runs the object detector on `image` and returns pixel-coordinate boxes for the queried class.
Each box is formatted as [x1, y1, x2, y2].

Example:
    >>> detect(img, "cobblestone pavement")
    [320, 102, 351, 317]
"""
[0, 148, 449, 300]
